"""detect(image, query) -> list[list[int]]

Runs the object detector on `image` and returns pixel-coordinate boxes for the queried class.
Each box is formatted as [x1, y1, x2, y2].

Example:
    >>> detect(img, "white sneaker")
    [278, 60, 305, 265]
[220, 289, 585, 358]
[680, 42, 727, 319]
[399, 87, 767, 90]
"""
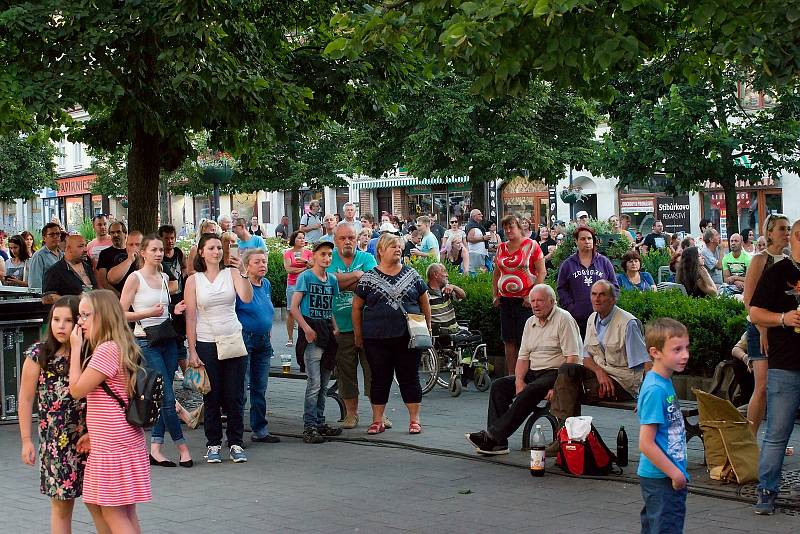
[174, 369, 184, 381]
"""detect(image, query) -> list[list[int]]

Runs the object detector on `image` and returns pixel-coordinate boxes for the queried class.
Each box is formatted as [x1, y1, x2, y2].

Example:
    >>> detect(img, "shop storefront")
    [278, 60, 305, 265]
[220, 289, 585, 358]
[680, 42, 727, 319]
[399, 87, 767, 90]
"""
[407, 183, 471, 222]
[701, 178, 782, 238]
[351, 176, 471, 222]
[500, 175, 551, 229]
[54, 174, 110, 232]
[619, 195, 655, 232]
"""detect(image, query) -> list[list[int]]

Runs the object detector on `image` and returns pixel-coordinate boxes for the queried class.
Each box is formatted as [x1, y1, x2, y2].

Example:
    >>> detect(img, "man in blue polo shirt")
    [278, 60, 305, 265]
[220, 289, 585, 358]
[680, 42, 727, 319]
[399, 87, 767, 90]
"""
[327, 222, 377, 428]
[235, 247, 278, 443]
[233, 218, 267, 250]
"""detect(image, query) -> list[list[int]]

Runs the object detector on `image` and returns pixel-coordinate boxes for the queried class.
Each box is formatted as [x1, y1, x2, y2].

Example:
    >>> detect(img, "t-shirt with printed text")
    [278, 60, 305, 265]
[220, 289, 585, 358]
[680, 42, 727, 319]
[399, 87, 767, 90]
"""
[294, 269, 339, 320]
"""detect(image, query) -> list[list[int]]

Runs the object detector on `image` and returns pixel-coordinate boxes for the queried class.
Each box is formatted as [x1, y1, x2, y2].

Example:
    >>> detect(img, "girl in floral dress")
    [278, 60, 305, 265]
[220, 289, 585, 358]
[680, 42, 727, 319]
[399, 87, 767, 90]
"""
[18, 295, 102, 534]
[69, 289, 151, 534]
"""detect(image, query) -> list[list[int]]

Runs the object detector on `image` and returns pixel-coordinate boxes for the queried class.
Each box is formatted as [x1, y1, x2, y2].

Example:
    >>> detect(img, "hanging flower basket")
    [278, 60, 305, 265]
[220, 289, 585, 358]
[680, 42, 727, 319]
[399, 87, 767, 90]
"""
[198, 150, 237, 184]
[560, 187, 587, 204]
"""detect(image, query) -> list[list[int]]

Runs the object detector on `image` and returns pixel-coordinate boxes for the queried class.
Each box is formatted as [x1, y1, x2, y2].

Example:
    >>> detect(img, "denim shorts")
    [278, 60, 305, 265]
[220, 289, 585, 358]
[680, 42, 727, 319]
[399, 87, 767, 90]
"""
[286, 284, 296, 309]
[746, 321, 767, 361]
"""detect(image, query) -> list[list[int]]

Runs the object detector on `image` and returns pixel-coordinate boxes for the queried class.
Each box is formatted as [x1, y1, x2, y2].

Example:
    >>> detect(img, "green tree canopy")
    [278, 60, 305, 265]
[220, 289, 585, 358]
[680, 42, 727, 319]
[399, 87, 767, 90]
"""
[593, 66, 800, 234]
[0, 129, 57, 202]
[348, 74, 596, 205]
[328, 1, 800, 99]
[0, 1, 412, 233]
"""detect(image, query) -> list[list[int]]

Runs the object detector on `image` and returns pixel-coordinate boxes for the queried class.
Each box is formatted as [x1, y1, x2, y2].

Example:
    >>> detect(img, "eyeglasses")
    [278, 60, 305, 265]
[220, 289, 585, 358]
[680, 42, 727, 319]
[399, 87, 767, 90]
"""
[450, 220, 458, 224]
[78, 312, 93, 321]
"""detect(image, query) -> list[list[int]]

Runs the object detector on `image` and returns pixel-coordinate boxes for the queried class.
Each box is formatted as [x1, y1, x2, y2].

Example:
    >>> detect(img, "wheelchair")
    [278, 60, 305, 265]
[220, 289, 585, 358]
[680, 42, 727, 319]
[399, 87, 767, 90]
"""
[419, 321, 492, 397]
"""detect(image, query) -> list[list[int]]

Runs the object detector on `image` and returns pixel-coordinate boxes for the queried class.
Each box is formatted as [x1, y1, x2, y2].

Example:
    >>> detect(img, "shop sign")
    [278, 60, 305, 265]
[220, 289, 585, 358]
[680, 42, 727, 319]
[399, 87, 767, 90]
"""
[408, 185, 432, 195]
[548, 185, 558, 222]
[656, 195, 691, 234]
[710, 192, 751, 210]
[57, 174, 95, 197]
[620, 197, 654, 213]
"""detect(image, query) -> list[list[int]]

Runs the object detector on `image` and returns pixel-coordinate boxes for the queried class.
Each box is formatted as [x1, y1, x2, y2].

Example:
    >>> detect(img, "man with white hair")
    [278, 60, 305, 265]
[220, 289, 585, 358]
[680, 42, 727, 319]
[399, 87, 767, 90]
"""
[465, 209, 489, 275]
[342, 202, 361, 233]
[218, 214, 232, 233]
[466, 284, 582, 455]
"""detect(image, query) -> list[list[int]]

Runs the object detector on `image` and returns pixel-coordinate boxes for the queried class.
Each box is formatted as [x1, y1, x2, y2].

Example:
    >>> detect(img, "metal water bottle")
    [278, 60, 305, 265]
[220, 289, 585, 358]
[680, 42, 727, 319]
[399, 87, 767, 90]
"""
[617, 426, 629, 467]
[530, 425, 546, 477]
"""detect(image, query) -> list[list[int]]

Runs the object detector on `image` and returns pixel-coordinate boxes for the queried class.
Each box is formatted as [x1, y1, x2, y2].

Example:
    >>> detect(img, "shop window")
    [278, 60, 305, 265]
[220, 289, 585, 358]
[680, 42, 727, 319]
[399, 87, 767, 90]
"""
[73, 142, 83, 169]
[335, 187, 350, 215]
[57, 141, 66, 170]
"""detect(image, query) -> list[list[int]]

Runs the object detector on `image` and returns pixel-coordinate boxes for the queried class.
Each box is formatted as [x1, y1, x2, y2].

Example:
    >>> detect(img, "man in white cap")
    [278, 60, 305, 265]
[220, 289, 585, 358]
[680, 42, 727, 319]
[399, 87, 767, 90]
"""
[575, 211, 590, 227]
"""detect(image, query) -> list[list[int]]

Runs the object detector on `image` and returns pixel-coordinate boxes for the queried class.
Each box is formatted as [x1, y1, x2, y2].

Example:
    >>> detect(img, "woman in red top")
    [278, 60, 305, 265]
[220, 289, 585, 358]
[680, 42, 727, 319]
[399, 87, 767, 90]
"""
[492, 215, 546, 375]
[283, 231, 314, 347]
[69, 289, 151, 534]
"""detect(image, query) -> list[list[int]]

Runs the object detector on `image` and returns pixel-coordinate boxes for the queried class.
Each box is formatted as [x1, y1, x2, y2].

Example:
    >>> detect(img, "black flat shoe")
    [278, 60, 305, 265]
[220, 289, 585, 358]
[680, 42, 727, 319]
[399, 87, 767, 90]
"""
[179, 459, 193, 468]
[149, 454, 176, 467]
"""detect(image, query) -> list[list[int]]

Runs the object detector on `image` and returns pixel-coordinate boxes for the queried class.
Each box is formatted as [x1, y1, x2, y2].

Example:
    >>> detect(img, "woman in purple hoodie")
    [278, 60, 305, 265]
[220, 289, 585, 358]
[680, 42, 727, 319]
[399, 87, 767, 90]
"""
[556, 226, 618, 338]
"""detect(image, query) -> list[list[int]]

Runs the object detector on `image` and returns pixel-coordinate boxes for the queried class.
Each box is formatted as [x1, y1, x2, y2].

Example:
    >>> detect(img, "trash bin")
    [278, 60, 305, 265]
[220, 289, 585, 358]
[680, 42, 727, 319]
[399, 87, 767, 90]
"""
[0, 287, 48, 422]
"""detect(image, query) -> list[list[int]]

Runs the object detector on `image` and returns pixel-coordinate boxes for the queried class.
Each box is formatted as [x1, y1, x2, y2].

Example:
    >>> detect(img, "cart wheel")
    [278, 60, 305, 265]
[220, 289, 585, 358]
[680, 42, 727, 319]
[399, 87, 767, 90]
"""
[449, 375, 462, 397]
[474, 368, 492, 392]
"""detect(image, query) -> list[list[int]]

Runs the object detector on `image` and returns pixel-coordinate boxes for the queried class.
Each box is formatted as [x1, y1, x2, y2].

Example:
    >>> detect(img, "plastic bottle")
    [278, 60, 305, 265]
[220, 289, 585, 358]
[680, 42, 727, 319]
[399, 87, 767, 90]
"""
[530, 425, 545, 477]
[617, 426, 628, 467]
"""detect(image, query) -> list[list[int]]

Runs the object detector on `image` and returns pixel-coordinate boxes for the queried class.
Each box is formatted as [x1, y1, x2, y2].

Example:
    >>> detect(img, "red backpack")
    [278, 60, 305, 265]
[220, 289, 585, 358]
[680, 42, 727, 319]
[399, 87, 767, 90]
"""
[555, 424, 620, 476]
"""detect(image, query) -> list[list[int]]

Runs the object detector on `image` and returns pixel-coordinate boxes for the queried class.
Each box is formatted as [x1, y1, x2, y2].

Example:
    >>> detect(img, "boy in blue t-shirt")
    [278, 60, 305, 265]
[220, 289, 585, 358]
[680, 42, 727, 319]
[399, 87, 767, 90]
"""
[290, 241, 340, 444]
[638, 317, 691, 534]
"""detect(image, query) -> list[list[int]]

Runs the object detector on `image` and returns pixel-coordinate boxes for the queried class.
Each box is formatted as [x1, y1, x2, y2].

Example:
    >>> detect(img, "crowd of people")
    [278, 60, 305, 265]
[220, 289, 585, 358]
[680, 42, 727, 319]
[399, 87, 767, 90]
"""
[12, 204, 800, 532]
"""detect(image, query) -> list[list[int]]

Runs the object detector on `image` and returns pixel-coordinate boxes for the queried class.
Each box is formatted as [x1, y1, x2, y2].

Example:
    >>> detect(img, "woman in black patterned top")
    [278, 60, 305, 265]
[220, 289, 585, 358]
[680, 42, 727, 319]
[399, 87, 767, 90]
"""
[353, 234, 431, 435]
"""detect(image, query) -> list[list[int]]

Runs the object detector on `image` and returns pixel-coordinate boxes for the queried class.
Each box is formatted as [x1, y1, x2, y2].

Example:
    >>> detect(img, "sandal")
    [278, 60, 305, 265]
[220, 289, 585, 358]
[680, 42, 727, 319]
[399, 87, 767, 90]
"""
[366, 421, 385, 435]
[285, 340, 294, 347]
[409, 421, 422, 434]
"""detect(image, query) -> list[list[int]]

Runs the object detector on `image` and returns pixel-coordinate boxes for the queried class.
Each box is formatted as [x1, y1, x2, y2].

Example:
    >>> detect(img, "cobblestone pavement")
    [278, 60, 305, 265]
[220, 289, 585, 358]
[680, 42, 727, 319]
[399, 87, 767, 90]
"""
[1, 313, 798, 533]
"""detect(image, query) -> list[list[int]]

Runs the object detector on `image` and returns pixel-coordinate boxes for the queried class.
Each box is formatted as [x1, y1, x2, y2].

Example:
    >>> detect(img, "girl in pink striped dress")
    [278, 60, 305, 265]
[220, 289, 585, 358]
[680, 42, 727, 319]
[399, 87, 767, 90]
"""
[69, 289, 151, 533]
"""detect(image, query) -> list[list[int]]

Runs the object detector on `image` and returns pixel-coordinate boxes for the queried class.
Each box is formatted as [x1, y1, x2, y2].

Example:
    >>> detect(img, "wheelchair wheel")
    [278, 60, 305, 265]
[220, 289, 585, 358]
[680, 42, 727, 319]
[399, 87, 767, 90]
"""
[449, 375, 462, 397]
[473, 367, 491, 392]
[419, 348, 439, 395]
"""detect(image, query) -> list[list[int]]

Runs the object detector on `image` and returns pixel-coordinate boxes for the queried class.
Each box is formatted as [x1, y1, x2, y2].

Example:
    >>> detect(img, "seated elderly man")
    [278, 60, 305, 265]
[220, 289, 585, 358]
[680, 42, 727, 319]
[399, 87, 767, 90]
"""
[426, 263, 466, 336]
[549, 280, 650, 450]
[466, 284, 581, 455]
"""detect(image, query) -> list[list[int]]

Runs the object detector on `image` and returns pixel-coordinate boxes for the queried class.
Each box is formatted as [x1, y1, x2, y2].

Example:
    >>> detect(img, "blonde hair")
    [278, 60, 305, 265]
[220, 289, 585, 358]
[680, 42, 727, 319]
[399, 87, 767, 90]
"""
[136, 234, 165, 272]
[763, 213, 789, 246]
[82, 290, 142, 397]
[375, 233, 403, 263]
[644, 317, 688, 354]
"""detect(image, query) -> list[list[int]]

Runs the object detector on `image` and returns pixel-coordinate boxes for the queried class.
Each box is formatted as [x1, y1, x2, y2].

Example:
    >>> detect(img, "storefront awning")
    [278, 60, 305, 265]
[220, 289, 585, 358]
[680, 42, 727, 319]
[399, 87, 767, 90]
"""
[350, 176, 467, 190]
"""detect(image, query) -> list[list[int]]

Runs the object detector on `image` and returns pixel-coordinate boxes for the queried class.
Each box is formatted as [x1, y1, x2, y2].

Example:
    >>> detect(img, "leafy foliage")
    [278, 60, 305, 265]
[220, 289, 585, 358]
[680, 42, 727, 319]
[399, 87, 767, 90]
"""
[0, 129, 57, 201]
[593, 64, 800, 233]
[348, 74, 596, 187]
[550, 221, 632, 270]
[329, 1, 800, 100]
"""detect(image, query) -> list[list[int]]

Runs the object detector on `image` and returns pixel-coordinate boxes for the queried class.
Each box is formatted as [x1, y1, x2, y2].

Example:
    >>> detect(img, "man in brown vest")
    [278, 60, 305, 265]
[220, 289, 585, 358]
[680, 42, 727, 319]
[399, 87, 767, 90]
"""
[550, 279, 651, 426]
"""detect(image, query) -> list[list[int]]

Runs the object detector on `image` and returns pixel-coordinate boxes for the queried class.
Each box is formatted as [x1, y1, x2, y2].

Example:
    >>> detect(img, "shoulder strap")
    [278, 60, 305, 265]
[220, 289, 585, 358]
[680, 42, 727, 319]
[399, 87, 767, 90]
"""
[100, 382, 127, 410]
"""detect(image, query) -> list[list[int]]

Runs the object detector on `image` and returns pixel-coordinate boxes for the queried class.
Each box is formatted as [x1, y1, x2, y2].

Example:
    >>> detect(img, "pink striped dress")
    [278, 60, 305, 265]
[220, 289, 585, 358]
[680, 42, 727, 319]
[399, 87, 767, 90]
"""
[82, 341, 151, 506]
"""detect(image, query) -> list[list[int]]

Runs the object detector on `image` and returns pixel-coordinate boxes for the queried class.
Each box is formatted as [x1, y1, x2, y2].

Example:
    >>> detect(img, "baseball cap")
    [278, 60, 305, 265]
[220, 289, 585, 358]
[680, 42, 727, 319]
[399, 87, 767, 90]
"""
[379, 222, 399, 234]
[312, 241, 334, 252]
[576, 211, 589, 219]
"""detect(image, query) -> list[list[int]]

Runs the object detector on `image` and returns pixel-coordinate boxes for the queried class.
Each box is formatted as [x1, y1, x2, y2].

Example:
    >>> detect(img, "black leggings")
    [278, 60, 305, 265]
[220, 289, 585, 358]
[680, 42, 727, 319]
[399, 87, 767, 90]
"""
[363, 335, 422, 405]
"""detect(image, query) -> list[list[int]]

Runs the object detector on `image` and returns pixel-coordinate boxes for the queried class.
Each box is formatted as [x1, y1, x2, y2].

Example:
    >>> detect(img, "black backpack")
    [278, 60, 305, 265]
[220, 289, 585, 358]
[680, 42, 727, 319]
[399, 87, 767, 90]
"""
[102, 366, 164, 429]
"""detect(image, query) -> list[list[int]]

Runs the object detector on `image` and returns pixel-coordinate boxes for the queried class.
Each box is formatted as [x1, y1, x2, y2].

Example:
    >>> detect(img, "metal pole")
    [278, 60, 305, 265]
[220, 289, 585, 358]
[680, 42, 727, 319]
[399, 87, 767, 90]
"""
[213, 184, 220, 221]
[568, 166, 574, 221]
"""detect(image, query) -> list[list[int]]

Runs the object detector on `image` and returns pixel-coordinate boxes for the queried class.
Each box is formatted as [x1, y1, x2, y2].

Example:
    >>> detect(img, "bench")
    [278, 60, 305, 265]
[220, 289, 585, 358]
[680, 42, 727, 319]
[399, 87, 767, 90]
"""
[521, 399, 702, 450]
[268, 366, 346, 421]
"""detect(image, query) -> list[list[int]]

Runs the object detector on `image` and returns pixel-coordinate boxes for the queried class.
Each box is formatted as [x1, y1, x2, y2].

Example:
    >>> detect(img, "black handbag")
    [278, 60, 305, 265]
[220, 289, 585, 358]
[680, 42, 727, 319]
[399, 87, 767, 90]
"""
[139, 274, 178, 346]
[101, 366, 164, 428]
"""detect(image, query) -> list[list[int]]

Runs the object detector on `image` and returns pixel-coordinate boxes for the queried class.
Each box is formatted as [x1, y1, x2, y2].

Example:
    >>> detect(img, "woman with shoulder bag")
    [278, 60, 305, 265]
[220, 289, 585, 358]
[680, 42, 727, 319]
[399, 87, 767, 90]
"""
[120, 234, 191, 468]
[352, 234, 431, 435]
[184, 233, 253, 464]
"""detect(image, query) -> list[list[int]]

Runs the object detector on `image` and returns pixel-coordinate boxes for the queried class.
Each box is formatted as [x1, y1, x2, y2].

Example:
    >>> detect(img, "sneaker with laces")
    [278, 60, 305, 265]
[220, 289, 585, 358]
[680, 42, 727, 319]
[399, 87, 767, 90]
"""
[303, 427, 325, 444]
[205, 445, 222, 463]
[342, 414, 359, 429]
[229, 445, 247, 463]
[465, 430, 509, 455]
[754, 488, 777, 515]
[317, 424, 343, 437]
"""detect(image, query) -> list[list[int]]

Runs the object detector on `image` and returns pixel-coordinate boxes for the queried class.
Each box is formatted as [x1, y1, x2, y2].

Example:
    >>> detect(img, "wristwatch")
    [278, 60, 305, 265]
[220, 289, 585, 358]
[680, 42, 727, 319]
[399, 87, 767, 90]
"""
[780, 312, 786, 328]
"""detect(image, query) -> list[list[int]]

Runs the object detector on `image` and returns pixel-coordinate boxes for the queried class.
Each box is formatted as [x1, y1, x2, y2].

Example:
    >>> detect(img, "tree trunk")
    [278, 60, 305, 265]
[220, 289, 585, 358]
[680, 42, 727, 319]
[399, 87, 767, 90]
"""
[721, 176, 739, 237]
[158, 174, 170, 225]
[289, 188, 300, 233]
[470, 179, 485, 215]
[126, 127, 161, 235]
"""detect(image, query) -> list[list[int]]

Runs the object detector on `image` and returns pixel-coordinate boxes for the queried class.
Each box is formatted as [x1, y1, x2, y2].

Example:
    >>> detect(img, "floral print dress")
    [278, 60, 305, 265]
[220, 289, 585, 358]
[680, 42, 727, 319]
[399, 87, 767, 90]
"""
[26, 343, 87, 500]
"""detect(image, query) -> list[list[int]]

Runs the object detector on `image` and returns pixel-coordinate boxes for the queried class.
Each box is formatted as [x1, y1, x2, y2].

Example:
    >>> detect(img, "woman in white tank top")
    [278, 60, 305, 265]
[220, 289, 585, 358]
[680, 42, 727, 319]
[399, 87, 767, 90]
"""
[120, 235, 191, 467]
[183, 233, 252, 463]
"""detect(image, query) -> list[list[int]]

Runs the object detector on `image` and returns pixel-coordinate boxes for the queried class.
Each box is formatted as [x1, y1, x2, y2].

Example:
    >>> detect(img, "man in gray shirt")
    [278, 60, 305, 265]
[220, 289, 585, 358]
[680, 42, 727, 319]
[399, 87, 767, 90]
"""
[700, 228, 723, 285]
[28, 222, 64, 290]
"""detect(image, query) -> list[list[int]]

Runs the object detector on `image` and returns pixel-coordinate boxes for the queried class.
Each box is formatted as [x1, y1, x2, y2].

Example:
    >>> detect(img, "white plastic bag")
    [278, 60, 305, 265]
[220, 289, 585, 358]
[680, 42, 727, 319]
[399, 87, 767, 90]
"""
[565, 416, 594, 441]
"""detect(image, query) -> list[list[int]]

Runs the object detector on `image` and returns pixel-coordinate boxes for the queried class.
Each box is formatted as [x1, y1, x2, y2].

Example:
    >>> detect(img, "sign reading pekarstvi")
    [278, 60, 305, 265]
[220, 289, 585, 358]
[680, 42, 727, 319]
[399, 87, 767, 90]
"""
[656, 195, 691, 234]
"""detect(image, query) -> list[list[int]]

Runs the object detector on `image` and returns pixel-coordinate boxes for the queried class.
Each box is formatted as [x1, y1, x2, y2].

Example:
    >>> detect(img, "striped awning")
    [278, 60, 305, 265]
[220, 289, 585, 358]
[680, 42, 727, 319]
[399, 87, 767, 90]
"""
[350, 176, 467, 190]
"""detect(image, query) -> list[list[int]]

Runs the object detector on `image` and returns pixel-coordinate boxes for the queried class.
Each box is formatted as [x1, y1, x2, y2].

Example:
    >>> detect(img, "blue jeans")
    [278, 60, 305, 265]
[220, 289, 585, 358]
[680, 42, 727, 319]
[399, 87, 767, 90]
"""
[758, 368, 800, 493]
[136, 338, 184, 445]
[639, 476, 687, 534]
[303, 342, 331, 429]
[241, 331, 273, 438]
